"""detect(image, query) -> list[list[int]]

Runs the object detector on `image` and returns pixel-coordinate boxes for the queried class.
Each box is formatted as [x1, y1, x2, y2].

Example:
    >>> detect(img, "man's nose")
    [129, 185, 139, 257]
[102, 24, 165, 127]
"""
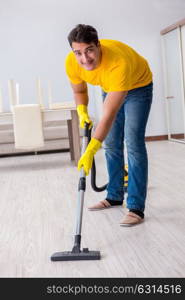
[81, 52, 88, 62]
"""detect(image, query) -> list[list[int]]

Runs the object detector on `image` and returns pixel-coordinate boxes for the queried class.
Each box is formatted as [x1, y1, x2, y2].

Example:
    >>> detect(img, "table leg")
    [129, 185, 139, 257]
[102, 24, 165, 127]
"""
[69, 110, 81, 166]
[67, 119, 74, 161]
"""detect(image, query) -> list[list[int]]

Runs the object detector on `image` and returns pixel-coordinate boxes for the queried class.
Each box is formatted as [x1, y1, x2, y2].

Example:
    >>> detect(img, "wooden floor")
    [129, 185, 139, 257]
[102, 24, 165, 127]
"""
[0, 140, 185, 278]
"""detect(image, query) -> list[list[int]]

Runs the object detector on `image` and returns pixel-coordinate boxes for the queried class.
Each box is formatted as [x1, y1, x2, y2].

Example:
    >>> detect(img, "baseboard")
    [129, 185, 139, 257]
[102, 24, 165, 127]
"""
[0, 138, 70, 156]
[145, 135, 168, 141]
[0, 148, 70, 158]
[145, 134, 184, 141]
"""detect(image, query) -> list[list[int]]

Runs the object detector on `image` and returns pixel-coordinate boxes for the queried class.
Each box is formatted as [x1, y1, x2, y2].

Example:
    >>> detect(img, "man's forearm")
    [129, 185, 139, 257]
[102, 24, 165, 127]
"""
[93, 91, 127, 142]
[93, 115, 115, 142]
[74, 92, 89, 106]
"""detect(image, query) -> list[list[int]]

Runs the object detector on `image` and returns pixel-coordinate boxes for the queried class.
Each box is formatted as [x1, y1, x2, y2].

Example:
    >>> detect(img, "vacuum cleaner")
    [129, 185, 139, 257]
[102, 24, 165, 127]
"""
[51, 123, 101, 261]
[50, 123, 128, 261]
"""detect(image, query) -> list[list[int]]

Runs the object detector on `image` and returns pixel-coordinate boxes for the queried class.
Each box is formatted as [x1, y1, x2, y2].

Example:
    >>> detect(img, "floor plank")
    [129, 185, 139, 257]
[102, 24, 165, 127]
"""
[0, 140, 185, 277]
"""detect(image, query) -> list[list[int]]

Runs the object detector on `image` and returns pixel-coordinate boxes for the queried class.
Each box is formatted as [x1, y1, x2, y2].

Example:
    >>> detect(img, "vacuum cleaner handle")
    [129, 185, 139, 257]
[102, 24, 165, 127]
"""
[50, 122, 101, 261]
[75, 122, 90, 237]
[79, 122, 89, 178]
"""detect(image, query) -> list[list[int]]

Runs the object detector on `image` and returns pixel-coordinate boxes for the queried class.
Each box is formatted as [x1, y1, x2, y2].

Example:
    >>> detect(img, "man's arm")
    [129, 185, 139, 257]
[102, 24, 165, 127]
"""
[70, 81, 93, 128]
[93, 91, 128, 142]
[77, 90, 127, 175]
[70, 82, 88, 106]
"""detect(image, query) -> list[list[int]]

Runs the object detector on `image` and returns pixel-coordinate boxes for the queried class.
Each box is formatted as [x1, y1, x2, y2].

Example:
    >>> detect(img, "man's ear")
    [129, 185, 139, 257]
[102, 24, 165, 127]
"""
[97, 40, 100, 48]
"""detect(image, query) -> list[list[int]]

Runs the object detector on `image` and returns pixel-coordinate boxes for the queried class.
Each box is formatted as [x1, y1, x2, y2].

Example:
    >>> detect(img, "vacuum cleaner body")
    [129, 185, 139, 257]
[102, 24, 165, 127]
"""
[123, 165, 128, 193]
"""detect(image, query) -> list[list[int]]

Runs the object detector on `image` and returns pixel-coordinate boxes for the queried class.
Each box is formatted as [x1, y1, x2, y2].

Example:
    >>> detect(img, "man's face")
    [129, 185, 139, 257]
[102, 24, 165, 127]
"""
[72, 41, 101, 71]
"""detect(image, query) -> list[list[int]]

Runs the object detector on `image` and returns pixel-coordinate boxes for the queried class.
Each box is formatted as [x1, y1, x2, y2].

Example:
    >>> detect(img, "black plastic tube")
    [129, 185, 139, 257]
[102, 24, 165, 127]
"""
[87, 126, 107, 192]
[91, 158, 107, 192]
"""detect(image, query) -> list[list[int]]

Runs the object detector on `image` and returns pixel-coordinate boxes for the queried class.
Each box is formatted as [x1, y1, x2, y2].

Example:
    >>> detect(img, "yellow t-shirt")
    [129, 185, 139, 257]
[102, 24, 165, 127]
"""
[65, 39, 152, 92]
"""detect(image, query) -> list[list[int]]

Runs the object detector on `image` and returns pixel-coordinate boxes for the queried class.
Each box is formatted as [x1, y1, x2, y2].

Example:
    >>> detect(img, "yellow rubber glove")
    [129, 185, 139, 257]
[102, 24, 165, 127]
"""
[78, 137, 102, 175]
[77, 104, 93, 129]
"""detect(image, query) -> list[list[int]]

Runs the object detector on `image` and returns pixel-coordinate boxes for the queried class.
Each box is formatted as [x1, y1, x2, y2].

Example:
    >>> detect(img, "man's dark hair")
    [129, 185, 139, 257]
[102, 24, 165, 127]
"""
[68, 24, 99, 47]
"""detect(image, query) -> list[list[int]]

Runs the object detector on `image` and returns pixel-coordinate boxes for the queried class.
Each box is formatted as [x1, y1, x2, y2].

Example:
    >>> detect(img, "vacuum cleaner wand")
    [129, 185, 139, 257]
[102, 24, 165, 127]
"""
[51, 123, 101, 261]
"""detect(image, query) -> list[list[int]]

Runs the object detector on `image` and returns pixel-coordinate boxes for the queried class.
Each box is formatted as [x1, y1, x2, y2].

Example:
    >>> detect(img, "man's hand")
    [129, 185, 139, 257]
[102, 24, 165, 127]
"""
[78, 137, 102, 175]
[77, 104, 93, 129]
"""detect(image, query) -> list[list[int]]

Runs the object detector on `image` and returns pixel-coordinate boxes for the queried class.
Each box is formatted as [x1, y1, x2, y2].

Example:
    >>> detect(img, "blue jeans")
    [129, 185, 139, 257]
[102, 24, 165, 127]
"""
[102, 82, 153, 212]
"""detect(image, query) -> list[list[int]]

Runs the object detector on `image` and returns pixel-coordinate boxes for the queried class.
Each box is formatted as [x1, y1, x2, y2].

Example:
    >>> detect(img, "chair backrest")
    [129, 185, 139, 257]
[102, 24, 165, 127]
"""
[8, 79, 18, 108]
[48, 80, 53, 109]
[0, 85, 3, 113]
[36, 77, 44, 109]
[8, 78, 45, 110]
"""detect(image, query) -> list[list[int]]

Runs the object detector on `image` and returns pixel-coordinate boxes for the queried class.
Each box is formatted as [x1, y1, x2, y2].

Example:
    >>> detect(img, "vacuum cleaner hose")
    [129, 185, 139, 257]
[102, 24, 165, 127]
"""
[91, 159, 107, 192]
[87, 127, 107, 192]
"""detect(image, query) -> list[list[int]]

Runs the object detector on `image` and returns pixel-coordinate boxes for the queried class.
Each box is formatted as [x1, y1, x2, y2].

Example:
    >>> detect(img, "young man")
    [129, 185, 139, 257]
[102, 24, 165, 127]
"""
[65, 24, 153, 226]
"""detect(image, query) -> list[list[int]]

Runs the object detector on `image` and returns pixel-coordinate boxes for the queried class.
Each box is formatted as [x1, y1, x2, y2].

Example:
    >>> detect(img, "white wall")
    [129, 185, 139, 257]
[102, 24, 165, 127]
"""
[0, 0, 185, 136]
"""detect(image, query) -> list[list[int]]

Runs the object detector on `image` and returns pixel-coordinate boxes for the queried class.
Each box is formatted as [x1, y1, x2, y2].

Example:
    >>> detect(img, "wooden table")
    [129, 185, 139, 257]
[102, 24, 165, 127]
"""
[0, 108, 81, 166]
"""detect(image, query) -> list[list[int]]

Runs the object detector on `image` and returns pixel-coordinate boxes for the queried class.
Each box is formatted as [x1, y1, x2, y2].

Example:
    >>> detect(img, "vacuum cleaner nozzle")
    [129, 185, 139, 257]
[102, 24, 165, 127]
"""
[51, 248, 101, 261]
